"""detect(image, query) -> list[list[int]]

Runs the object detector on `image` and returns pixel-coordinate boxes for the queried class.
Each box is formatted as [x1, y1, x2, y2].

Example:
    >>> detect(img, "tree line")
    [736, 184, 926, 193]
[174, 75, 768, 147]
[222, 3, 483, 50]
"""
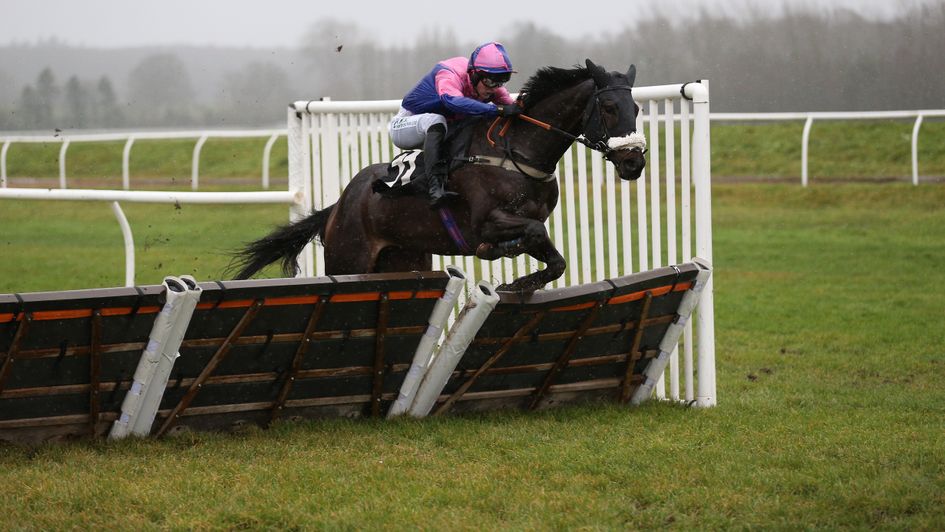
[1, 3, 943, 131]
[0, 55, 290, 130]
[15, 70, 123, 130]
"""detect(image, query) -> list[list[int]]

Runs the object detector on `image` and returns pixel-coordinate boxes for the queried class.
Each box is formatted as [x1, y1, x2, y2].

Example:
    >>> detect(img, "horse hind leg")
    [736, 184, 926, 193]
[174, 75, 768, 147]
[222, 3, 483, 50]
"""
[324, 244, 377, 275]
[322, 211, 380, 274]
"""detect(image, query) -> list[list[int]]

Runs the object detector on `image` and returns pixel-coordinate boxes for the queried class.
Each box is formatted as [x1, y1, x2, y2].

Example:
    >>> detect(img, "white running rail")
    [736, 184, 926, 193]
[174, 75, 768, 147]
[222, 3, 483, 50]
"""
[3, 110, 942, 190]
[712, 109, 945, 186]
[0, 129, 285, 190]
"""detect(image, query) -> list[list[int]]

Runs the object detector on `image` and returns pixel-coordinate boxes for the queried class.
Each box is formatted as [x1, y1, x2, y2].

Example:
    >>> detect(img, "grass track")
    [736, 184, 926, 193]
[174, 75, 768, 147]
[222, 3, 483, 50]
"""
[0, 183, 943, 528]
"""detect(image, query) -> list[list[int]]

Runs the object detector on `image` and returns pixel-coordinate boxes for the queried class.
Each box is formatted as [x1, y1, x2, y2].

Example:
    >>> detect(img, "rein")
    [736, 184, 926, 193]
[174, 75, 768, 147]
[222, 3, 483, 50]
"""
[487, 113, 607, 155]
[517, 114, 612, 155]
[483, 84, 641, 179]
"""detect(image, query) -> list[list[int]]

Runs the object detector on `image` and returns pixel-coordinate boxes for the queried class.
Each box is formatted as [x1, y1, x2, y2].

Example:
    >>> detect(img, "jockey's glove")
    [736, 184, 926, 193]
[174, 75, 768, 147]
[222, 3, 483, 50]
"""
[496, 103, 523, 117]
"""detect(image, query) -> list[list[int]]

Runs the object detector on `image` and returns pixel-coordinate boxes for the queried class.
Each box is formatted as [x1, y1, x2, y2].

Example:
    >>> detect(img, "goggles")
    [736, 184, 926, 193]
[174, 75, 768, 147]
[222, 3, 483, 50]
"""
[478, 71, 511, 88]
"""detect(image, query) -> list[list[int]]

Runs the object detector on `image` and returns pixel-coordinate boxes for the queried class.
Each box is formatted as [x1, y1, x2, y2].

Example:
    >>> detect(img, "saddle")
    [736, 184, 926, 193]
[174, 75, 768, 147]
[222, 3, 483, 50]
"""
[371, 119, 477, 197]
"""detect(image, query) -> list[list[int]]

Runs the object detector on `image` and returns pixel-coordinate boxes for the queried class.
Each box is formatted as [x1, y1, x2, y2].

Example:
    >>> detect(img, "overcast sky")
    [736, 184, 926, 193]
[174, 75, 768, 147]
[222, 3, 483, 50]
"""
[0, 0, 921, 49]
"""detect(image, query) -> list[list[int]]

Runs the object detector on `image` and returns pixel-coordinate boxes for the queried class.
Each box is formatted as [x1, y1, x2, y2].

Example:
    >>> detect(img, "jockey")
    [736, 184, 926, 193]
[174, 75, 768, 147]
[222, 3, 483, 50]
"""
[388, 41, 522, 207]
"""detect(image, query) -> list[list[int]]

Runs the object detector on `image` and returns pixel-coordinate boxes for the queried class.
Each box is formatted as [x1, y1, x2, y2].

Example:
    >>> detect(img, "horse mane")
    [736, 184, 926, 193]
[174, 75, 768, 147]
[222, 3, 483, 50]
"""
[518, 66, 591, 109]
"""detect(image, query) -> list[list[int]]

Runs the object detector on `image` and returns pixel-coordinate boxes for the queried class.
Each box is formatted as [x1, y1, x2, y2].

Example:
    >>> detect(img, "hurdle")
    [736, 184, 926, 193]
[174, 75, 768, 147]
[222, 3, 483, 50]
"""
[0, 259, 710, 444]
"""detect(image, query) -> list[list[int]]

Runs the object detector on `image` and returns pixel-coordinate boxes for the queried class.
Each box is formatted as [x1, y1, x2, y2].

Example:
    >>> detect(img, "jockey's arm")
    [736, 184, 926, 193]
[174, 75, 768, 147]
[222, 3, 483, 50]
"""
[435, 70, 501, 116]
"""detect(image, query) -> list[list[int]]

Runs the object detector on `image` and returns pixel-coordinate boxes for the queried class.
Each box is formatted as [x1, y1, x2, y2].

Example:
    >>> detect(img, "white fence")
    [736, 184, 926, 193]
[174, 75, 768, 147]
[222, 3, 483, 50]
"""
[0, 129, 285, 190]
[289, 82, 717, 407]
[3, 109, 943, 191]
[713, 109, 945, 186]
[0, 129, 299, 288]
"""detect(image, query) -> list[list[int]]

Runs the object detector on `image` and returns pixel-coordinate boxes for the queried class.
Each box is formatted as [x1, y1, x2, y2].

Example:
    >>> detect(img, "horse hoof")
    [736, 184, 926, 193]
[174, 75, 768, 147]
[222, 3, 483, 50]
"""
[496, 281, 540, 294]
[476, 243, 504, 260]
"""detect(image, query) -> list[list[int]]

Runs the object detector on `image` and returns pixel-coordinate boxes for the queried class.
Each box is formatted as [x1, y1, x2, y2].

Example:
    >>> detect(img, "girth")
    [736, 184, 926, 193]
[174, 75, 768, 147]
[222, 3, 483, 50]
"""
[458, 155, 556, 182]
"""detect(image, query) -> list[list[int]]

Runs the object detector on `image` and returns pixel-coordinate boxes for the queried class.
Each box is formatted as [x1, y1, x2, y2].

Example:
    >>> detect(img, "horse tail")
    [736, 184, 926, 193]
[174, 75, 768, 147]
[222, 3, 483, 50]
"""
[230, 204, 335, 279]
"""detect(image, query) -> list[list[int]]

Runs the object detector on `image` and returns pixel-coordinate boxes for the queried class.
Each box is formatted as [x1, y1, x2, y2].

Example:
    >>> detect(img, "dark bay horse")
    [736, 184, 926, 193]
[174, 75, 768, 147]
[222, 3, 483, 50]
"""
[234, 59, 646, 292]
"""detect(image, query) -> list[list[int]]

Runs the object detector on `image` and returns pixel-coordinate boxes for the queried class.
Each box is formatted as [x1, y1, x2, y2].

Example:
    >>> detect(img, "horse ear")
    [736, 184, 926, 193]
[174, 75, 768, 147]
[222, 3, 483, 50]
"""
[626, 64, 637, 86]
[585, 59, 608, 86]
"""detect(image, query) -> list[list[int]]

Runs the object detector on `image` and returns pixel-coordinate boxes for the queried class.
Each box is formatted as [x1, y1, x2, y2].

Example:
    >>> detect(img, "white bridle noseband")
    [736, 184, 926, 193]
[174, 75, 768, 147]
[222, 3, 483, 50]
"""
[607, 132, 647, 152]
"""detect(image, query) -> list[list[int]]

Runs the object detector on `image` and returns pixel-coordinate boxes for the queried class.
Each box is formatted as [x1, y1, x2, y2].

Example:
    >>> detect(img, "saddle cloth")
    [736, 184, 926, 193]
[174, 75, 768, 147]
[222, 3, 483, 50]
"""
[378, 150, 427, 191]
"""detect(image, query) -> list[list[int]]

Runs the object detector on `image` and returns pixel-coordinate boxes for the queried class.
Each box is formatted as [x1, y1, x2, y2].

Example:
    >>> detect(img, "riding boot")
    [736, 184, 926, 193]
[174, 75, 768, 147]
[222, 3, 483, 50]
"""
[424, 123, 459, 208]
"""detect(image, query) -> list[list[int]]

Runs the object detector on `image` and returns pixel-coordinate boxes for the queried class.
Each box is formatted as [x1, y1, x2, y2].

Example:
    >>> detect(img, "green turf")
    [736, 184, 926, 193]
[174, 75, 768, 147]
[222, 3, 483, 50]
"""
[0, 183, 942, 528]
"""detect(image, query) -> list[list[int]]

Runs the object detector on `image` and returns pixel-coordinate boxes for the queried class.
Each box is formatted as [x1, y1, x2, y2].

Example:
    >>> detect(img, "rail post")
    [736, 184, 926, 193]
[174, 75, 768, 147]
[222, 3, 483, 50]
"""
[58, 138, 70, 189]
[801, 115, 813, 187]
[0, 140, 9, 188]
[262, 132, 280, 190]
[122, 136, 136, 190]
[687, 80, 717, 407]
[191, 134, 208, 190]
[911, 114, 924, 186]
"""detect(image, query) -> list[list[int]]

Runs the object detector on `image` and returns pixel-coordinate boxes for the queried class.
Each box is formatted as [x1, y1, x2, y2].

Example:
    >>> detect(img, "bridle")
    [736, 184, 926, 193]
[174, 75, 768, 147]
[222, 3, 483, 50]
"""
[580, 85, 639, 156]
[485, 83, 644, 177]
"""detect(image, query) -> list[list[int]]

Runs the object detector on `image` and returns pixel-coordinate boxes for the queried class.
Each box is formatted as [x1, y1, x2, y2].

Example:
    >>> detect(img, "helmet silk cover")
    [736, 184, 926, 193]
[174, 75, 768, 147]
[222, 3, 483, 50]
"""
[469, 42, 514, 74]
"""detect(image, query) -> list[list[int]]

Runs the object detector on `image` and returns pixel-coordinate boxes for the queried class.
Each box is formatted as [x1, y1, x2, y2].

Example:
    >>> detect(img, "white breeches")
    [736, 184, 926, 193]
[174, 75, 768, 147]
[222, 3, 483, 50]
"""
[388, 108, 448, 149]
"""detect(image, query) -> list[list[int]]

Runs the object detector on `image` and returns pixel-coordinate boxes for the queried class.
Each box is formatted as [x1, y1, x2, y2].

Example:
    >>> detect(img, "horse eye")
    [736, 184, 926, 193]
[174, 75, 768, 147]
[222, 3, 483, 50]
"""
[602, 102, 618, 114]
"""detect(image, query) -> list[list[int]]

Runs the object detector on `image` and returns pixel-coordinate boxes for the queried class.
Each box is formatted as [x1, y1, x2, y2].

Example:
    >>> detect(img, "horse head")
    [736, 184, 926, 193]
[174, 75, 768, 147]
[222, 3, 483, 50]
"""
[583, 59, 646, 181]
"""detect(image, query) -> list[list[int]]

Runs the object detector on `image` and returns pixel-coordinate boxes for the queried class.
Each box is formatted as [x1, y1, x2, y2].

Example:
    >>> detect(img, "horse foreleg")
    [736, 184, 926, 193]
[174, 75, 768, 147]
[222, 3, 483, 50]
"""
[482, 211, 565, 292]
[497, 234, 565, 292]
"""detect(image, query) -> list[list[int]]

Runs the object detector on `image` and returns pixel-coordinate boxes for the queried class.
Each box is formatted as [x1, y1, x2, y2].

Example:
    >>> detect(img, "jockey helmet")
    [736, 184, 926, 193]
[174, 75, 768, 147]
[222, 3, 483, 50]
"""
[469, 42, 515, 84]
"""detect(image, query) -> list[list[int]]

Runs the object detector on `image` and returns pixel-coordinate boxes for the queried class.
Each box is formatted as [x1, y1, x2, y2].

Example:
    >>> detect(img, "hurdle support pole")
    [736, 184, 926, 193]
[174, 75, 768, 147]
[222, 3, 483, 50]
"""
[109, 277, 190, 440]
[388, 266, 466, 418]
[408, 281, 500, 417]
